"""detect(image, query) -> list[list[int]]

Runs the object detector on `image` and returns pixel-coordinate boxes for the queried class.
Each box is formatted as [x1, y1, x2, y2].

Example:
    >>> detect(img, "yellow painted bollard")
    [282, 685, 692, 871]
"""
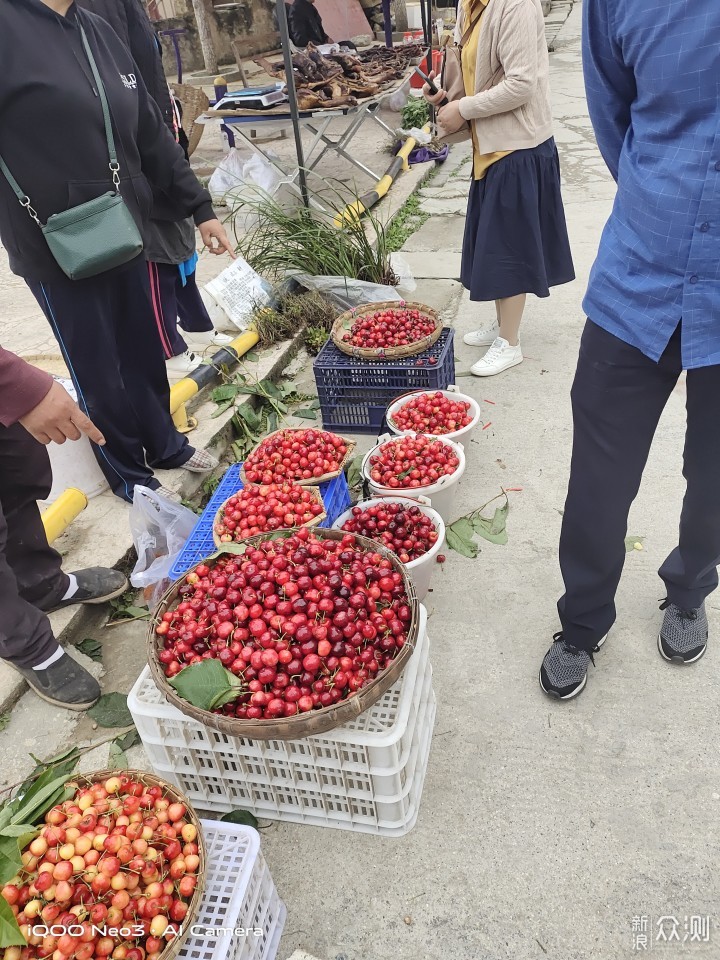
[42, 488, 88, 543]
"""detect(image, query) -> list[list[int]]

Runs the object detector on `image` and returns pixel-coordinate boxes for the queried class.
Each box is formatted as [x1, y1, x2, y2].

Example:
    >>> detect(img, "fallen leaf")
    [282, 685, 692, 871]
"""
[625, 536, 645, 553]
[87, 693, 133, 729]
[76, 639, 102, 662]
[220, 810, 259, 828]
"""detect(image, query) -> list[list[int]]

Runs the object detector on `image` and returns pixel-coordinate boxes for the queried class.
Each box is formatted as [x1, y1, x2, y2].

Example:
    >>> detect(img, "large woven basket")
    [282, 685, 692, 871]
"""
[147, 529, 420, 740]
[331, 300, 442, 360]
[212, 484, 326, 547]
[240, 428, 356, 487]
[170, 82, 210, 157]
[67, 769, 206, 960]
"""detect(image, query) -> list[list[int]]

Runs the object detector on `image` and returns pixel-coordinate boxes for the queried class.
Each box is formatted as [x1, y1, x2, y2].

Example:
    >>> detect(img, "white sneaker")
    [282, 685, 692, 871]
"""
[183, 328, 234, 347]
[463, 326, 499, 347]
[166, 350, 202, 375]
[470, 337, 523, 377]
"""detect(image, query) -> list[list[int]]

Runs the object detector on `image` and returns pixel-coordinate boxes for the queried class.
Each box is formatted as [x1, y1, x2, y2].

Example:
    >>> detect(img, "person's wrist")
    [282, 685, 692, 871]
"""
[458, 97, 473, 120]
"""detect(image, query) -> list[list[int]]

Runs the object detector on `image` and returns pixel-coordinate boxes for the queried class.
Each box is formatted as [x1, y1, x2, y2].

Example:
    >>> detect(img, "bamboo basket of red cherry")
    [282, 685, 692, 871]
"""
[331, 301, 443, 360]
[147, 527, 420, 740]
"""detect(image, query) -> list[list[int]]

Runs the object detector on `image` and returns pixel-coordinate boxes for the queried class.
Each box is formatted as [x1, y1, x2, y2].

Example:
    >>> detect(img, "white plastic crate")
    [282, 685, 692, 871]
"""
[129, 607, 435, 837]
[182, 820, 285, 960]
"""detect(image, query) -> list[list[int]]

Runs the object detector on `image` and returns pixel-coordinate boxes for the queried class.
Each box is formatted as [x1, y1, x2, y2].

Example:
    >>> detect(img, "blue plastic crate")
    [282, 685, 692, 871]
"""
[313, 328, 456, 434]
[169, 463, 351, 580]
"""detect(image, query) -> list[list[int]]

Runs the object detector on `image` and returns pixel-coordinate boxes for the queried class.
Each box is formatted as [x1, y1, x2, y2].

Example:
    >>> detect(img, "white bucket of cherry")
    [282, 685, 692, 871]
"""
[333, 496, 445, 600]
[385, 386, 482, 451]
[361, 433, 466, 524]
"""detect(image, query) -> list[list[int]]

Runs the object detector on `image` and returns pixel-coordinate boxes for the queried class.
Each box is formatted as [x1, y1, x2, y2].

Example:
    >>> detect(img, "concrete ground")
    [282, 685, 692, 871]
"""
[3, 3, 718, 959]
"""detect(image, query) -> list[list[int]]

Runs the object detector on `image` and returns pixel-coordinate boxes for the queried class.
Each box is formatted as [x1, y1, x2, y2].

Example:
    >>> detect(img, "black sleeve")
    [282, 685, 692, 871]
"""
[134, 68, 215, 225]
[288, 4, 312, 46]
[123, 0, 174, 134]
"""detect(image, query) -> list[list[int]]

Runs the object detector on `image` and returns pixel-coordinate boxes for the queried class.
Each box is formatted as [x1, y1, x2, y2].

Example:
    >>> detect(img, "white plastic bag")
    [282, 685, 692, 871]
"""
[208, 148, 248, 203]
[292, 273, 404, 309]
[129, 486, 198, 605]
[386, 79, 410, 112]
[293, 257, 416, 308]
[389, 254, 417, 295]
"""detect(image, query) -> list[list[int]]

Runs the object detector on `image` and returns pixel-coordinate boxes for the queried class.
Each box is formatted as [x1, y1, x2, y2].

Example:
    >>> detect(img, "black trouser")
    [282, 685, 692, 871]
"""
[558, 320, 720, 652]
[147, 262, 214, 359]
[28, 260, 192, 503]
[0, 423, 67, 668]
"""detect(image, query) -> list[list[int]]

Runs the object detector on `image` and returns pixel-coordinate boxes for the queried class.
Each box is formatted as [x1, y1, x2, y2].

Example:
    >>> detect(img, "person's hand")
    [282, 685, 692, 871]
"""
[199, 219, 236, 258]
[422, 71, 448, 107]
[19, 380, 105, 446]
[437, 98, 465, 134]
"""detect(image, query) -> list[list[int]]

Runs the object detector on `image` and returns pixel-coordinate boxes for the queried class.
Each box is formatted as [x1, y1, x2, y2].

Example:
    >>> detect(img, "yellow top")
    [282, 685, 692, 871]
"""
[461, 0, 513, 179]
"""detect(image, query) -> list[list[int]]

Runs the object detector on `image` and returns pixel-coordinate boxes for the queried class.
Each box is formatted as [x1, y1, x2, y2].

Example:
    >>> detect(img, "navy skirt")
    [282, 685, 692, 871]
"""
[460, 138, 575, 301]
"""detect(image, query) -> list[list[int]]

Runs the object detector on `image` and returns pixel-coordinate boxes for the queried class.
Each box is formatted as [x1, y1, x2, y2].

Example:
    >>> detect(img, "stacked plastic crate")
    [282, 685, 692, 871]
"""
[129, 607, 435, 837]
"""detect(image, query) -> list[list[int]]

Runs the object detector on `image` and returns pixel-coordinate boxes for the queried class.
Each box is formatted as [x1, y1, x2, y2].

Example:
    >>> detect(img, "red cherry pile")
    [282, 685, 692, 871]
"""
[215, 483, 324, 542]
[391, 391, 472, 436]
[368, 435, 460, 489]
[156, 528, 413, 720]
[340, 501, 439, 563]
[244, 429, 348, 484]
[343, 307, 435, 349]
[2, 777, 199, 960]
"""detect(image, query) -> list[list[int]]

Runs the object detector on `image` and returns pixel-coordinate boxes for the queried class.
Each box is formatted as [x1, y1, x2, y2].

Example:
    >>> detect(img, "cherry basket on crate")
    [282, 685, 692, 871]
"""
[146, 528, 420, 741]
[239, 428, 356, 487]
[70, 769, 206, 960]
[211, 485, 326, 548]
[330, 300, 442, 360]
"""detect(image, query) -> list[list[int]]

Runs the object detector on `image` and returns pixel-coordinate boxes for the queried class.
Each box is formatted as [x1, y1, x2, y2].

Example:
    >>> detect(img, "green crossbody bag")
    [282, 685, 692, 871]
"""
[0, 21, 143, 280]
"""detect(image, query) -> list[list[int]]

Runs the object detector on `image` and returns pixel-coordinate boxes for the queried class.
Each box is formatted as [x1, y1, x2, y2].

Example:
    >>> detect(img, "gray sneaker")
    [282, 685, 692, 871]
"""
[45, 567, 128, 613]
[658, 599, 708, 664]
[15, 652, 100, 710]
[539, 632, 608, 700]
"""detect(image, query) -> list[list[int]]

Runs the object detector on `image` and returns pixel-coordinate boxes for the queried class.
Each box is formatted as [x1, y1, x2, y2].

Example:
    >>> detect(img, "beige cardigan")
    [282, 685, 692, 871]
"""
[456, 0, 553, 153]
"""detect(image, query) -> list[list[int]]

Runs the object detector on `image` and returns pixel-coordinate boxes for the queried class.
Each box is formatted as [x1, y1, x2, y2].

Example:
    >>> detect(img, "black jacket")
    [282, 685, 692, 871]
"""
[288, 0, 329, 47]
[0, 0, 214, 282]
[76, 0, 174, 135]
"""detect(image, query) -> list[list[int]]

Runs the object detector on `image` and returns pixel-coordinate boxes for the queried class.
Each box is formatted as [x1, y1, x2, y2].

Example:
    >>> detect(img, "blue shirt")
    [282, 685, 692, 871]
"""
[582, 0, 720, 369]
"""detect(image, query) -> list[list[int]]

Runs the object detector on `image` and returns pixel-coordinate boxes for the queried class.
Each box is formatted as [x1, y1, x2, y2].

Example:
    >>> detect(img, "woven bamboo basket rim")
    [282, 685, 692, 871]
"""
[239, 428, 356, 487]
[170, 82, 209, 157]
[66, 768, 206, 960]
[147, 529, 420, 741]
[331, 300, 442, 360]
[212, 484, 326, 548]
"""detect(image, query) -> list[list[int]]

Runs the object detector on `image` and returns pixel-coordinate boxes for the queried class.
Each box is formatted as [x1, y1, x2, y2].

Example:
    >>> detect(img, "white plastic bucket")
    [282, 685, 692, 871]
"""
[385, 385, 482, 452]
[41, 378, 110, 504]
[332, 496, 445, 601]
[361, 433, 465, 524]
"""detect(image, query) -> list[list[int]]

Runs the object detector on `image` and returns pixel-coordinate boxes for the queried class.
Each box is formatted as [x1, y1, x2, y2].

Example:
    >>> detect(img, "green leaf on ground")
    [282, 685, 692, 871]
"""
[295, 408, 318, 420]
[235, 401, 261, 431]
[108, 741, 128, 770]
[625, 536, 645, 553]
[472, 501, 509, 545]
[211, 384, 240, 403]
[0, 894, 25, 946]
[446, 525, 478, 559]
[108, 727, 140, 768]
[0, 714, 10, 733]
[119, 606, 150, 620]
[87, 693, 133, 729]
[211, 399, 234, 419]
[243, 350, 260, 362]
[168, 659, 244, 712]
[76, 639, 103, 662]
[220, 810, 259, 829]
